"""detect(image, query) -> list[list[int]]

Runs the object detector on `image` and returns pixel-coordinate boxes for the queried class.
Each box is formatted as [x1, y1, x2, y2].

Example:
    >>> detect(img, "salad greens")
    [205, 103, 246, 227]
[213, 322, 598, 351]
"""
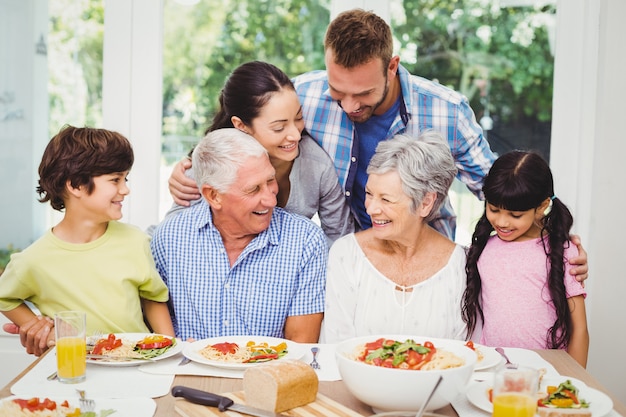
[133, 337, 177, 359]
[358, 338, 437, 369]
[540, 379, 590, 408]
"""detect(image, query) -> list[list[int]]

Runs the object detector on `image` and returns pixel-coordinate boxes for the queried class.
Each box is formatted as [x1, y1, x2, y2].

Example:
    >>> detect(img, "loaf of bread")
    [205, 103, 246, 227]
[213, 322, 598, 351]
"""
[243, 359, 319, 412]
[538, 407, 592, 417]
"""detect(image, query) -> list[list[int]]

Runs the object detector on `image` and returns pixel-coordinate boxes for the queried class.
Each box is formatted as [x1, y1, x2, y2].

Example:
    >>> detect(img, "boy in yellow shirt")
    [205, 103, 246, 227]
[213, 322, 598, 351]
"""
[0, 125, 174, 355]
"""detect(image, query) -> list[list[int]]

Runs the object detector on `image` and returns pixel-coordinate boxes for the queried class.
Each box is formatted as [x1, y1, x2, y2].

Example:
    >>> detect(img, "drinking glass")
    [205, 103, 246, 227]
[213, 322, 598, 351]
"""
[492, 366, 539, 417]
[54, 311, 86, 383]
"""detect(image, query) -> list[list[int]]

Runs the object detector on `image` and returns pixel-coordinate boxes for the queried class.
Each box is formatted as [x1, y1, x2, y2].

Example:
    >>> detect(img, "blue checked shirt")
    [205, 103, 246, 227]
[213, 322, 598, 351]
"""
[293, 65, 496, 239]
[150, 201, 327, 341]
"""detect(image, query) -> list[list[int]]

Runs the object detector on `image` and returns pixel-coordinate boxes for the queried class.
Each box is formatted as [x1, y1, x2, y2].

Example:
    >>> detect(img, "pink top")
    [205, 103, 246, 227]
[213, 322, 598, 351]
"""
[478, 236, 586, 349]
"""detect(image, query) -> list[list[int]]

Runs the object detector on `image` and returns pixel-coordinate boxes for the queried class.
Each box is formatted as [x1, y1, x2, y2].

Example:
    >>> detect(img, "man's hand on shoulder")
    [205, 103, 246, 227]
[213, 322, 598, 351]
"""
[569, 234, 589, 284]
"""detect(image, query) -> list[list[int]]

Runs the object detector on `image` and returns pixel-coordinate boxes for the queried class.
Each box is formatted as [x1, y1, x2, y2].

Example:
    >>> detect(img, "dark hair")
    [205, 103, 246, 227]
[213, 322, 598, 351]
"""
[324, 9, 393, 71]
[37, 125, 134, 211]
[206, 61, 295, 134]
[462, 151, 574, 349]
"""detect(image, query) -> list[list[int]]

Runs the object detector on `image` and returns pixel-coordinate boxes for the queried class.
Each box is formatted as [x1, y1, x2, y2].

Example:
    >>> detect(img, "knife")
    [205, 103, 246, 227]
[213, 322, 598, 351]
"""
[171, 386, 289, 417]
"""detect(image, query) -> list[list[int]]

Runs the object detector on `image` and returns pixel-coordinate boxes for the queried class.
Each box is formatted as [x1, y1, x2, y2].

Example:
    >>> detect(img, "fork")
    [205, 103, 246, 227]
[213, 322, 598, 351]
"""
[76, 389, 96, 412]
[86, 330, 105, 351]
[309, 346, 321, 370]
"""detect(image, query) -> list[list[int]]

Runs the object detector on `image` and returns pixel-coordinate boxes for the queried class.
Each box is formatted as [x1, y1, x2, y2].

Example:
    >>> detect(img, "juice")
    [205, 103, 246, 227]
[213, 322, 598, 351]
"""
[492, 393, 536, 417]
[56, 336, 86, 382]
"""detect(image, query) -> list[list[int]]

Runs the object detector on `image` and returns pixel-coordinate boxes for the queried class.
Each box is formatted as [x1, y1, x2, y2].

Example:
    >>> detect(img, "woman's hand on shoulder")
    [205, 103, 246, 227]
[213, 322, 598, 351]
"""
[168, 157, 200, 205]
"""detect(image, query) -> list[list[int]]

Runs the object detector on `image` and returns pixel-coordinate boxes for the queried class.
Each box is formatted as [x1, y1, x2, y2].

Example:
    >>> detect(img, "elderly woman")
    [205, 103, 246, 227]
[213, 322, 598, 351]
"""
[321, 131, 466, 343]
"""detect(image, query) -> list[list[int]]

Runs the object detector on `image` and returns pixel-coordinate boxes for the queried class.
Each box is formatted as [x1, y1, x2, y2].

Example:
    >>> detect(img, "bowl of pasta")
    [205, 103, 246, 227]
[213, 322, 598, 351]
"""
[335, 335, 477, 413]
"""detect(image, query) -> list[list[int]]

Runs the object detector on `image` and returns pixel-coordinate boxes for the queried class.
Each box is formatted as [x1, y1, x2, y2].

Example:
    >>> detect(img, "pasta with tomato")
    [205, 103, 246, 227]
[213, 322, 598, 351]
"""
[354, 338, 464, 370]
[199, 340, 288, 363]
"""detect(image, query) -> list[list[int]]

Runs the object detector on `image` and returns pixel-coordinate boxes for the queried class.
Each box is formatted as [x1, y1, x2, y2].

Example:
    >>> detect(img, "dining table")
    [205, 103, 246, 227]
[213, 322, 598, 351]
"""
[1, 344, 624, 417]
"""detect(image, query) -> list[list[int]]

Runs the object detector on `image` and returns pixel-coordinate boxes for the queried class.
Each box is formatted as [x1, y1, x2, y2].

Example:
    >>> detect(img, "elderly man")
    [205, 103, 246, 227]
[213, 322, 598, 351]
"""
[150, 128, 327, 343]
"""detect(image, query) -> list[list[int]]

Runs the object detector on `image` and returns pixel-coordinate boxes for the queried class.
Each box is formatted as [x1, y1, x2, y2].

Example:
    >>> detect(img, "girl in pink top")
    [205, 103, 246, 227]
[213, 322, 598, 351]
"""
[462, 151, 589, 367]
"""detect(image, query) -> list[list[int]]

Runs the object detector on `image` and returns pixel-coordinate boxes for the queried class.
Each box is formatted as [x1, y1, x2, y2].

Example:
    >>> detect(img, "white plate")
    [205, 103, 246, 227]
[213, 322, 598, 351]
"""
[473, 344, 502, 371]
[86, 332, 182, 367]
[0, 396, 156, 417]
[183, 335, 306, 370]
[466, 376, 614, 417]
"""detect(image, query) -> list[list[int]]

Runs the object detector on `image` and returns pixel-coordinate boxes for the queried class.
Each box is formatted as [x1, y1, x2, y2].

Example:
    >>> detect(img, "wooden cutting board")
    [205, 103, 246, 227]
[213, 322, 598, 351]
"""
[175, 391, 365, 417]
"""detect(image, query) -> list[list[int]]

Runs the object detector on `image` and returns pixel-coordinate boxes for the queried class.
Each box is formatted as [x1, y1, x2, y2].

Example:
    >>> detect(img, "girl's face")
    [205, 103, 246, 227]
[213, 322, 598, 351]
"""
[246, 89, 304, 163]
[485, 202, 545, 242]
[78, 171, 130, 222]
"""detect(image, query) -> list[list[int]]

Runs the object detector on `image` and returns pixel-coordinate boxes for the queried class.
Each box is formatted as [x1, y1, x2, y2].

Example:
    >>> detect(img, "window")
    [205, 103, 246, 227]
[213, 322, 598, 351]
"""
[389, 0, 556, 243]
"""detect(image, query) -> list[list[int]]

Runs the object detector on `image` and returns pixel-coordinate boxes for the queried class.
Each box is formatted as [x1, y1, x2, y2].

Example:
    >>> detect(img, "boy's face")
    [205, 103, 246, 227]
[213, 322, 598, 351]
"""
[79, 171, 130, 221]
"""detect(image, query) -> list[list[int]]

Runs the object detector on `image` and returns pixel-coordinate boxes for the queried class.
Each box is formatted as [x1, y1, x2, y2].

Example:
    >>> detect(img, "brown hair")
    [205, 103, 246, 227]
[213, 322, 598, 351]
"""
[37, 125, 134, 210]
[324, 9, 393, 71]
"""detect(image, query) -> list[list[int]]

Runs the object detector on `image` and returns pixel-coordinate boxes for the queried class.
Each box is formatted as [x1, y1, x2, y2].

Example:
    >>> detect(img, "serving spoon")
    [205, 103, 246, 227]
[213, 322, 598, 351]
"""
[414, 375, 443, 417]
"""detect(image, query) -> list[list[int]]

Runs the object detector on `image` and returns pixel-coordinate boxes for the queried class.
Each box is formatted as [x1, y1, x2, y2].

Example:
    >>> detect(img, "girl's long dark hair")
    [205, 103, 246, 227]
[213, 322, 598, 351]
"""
[462, 151, 574, 349]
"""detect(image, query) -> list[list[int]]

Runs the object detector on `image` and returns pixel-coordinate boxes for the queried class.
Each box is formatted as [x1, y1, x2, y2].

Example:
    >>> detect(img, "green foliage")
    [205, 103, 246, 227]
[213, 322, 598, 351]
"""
[48, 0, 105, 137]
[162, 0, 329, 145]
[48, 0, 555, 160]
[393, 0, 555, 124]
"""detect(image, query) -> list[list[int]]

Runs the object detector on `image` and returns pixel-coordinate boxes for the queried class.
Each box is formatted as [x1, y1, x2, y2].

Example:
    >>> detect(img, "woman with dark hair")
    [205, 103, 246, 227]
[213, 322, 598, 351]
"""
[462, 151, 589, 367]
[167, 61, 353, 243]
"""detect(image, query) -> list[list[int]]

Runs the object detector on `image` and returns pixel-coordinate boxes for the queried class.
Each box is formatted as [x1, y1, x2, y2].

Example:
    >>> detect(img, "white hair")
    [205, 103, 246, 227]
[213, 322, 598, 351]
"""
[192, 128, 267, 193]
[367, 131, 457, 221]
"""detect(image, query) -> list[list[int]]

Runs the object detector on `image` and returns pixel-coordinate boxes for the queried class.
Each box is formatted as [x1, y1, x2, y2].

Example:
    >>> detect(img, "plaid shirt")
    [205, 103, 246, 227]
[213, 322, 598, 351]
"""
[151, 201, 327, 341]
[293, 65, 496, 239]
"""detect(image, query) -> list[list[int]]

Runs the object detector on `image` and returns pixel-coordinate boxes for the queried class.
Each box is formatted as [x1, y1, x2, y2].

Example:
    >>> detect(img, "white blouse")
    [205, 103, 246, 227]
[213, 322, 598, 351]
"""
[320, 233, 468, 343]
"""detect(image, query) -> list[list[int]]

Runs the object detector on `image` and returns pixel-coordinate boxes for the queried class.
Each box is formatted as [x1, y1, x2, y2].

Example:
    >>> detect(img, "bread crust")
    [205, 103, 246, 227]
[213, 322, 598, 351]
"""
[243, 359, 319, 412]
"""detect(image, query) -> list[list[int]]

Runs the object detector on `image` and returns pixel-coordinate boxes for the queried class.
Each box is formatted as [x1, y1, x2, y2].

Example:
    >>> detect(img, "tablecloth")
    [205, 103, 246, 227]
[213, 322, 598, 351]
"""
[10, 346, 174, 399]
[138, 342, 341, 381]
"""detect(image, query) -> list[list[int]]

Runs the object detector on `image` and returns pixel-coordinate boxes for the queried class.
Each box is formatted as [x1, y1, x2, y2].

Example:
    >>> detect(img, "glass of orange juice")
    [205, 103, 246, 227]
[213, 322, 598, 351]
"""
[492, 366, 539, 417]
[54, 311, 86, 383]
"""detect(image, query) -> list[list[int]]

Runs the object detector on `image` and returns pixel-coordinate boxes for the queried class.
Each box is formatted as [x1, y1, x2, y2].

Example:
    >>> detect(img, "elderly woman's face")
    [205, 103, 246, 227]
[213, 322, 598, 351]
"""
[364, 171, 418, 237]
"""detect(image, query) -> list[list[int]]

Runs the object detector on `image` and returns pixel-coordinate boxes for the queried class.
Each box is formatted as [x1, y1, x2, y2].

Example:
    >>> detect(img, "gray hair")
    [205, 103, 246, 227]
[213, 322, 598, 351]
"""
[191, 128, 268, 193]
[367, 131, 457, 221]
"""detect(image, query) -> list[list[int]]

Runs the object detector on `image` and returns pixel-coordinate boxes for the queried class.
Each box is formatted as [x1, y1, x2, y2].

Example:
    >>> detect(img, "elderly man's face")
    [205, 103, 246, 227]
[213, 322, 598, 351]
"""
[218, 154, 278, 236]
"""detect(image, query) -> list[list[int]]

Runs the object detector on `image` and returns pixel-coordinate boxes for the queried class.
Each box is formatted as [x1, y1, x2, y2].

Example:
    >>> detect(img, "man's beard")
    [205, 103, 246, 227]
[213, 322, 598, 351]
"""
[344, 78, 389, 124]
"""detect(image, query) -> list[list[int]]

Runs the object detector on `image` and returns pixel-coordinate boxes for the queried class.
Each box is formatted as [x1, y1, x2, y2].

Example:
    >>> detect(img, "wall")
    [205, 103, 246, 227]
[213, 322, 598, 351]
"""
[551, 0, 626, 404]
[0, 0, 46, 385]
[582, 0, 626, 401]
[0, 0, 48, 250]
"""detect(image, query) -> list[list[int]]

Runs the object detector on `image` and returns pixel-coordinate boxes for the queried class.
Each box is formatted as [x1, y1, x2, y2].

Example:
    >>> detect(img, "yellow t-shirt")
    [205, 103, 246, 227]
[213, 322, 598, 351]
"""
[0, 221, 169, 335]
